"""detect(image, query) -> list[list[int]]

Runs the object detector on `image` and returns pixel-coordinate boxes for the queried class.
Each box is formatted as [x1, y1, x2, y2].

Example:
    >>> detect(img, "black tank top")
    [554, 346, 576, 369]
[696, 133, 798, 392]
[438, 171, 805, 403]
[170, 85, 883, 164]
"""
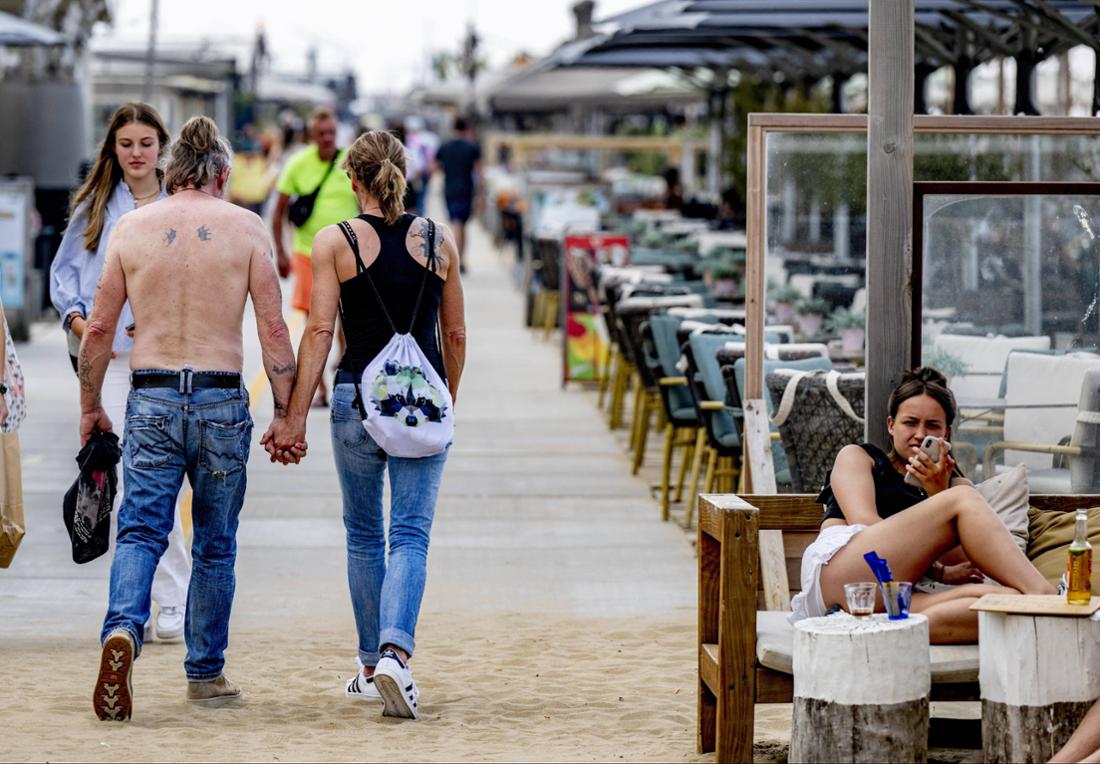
[337, 213, 446, 381]
[818, 443, 925, 524]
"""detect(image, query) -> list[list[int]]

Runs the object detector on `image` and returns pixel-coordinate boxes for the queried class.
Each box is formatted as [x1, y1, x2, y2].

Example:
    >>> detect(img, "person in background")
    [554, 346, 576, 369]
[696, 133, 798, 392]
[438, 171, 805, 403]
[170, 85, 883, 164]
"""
[433, 115, 481, 274]
[272, 107, 360, 407]
[403, 115, 438, 215]
[49, 101, 190, 643]
[661, 166, 684, 212]
[229, 127, 275, 216]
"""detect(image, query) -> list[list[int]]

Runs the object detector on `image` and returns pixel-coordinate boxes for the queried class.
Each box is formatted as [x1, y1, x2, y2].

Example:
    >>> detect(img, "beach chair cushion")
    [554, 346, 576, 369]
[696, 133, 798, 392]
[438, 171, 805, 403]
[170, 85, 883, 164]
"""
[755, 610, 979, 683]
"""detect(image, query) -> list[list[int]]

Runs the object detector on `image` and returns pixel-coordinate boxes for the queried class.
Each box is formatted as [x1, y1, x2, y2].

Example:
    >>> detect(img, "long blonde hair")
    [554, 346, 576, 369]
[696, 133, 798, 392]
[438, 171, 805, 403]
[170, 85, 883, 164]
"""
[342, 130, 407, 224]
[165, 116, 233, 193]
[69, 102, 169, 252]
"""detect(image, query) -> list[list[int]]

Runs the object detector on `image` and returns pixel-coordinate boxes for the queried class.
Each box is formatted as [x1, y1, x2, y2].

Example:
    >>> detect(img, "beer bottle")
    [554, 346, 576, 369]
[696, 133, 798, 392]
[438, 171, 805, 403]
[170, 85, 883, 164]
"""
[1068, 508, 1092, 605]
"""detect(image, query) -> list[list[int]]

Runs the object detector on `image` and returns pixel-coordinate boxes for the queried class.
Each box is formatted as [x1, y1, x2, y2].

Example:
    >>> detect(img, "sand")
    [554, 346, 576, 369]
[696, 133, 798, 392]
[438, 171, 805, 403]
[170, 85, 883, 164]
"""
[3, 612, 731, 762]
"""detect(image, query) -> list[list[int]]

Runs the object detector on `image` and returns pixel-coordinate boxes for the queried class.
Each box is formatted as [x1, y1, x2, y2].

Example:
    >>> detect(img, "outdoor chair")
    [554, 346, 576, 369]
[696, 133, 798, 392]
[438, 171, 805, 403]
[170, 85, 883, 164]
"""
[695, 492, 1092, 764]
[615, 292, 704, 471]
[984, 366, 1100, 492]
[647, 313, 713, 520]
[730, 353, 833, 491]
[934, 332, 1050, 401]
[682, 332, 745, 526]
[764, 369, 865, 493]
[529, 237, 562, 335]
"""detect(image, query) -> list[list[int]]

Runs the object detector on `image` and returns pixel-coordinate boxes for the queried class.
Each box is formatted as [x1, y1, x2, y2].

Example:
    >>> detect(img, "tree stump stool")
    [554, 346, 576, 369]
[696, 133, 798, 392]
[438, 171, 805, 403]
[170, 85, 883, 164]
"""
[789, 614, 930, 763]
[979, 609, 1100, 763]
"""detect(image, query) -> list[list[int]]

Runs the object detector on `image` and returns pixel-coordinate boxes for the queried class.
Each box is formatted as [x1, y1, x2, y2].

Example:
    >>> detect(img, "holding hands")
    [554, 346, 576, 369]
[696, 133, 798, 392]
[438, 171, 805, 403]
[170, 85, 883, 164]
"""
[261, 416, 308, 465]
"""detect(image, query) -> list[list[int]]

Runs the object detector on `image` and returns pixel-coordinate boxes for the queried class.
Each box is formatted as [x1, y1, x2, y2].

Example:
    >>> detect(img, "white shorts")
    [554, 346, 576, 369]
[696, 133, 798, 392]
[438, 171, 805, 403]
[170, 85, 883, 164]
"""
[789, 523, 866, 623]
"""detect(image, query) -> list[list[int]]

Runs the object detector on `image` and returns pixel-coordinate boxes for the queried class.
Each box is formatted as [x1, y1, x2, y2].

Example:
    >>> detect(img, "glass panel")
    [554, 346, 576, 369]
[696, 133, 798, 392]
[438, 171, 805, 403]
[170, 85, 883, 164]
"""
[762, 129, 1100, 493]
[919, 191, 1100, 491]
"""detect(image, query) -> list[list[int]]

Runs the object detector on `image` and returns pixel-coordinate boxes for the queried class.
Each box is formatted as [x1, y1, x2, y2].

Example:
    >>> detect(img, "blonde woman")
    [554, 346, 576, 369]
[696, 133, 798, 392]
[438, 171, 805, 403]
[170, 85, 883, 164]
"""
[264, 129, 467, 719]
[50, 102, 190, 640]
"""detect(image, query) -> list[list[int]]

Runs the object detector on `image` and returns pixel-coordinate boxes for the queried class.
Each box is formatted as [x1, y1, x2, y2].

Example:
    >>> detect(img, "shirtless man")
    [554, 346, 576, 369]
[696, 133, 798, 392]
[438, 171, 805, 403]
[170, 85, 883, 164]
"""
[78, 116, 297, 721]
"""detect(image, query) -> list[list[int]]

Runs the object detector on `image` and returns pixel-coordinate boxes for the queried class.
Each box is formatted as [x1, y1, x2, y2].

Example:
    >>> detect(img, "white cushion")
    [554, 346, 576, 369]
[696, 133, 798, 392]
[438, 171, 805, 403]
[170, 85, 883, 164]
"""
[755, 610, 979, 683]
[935, 334, 1050, 400]
[974, 462, 1030, 554]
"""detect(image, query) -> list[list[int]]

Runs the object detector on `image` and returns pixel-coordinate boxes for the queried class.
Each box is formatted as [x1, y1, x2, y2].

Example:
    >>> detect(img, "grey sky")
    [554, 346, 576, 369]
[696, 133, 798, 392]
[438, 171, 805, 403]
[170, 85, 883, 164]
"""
[98, 0, 642, 94]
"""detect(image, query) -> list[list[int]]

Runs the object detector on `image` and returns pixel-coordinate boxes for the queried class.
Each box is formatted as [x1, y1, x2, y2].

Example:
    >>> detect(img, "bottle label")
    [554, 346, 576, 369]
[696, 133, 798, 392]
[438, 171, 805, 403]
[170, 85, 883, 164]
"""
[1068, 548, 1092, 602]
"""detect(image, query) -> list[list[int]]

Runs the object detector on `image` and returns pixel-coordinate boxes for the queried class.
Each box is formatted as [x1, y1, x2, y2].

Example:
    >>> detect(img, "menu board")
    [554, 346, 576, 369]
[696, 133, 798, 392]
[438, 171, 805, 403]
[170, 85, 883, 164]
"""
[562, 233, 629, 383]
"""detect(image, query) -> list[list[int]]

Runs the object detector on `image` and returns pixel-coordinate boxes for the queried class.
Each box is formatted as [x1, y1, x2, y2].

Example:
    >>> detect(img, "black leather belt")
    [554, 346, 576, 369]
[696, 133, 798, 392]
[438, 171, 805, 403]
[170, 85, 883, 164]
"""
[131, 370, 241, 392]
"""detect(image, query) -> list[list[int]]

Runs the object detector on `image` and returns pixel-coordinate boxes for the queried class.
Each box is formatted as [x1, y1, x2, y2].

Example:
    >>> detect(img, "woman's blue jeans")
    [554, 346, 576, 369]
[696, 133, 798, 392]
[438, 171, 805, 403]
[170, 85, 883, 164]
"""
[330, 383, 448, 667]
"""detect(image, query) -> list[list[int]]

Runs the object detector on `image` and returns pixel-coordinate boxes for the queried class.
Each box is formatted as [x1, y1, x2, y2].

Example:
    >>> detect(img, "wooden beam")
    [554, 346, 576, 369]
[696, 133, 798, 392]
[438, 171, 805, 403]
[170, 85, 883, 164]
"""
[865, 0, 914, 451]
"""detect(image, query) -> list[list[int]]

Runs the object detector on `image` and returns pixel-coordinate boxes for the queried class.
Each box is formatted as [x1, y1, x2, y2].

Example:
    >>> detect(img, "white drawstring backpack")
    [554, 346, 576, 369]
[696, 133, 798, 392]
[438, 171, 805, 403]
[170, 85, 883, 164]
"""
[337, 219, 453, 458]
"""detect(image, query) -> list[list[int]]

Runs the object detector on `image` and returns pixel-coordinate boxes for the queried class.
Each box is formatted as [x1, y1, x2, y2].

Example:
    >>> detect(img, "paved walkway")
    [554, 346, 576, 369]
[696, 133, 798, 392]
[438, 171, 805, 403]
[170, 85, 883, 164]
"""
[2, 221, 712, 761]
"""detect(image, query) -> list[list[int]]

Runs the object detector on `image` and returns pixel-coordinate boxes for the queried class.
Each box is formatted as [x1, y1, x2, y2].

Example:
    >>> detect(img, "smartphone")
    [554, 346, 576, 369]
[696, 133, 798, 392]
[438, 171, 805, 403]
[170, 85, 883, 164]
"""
[903, 436, 950, 486]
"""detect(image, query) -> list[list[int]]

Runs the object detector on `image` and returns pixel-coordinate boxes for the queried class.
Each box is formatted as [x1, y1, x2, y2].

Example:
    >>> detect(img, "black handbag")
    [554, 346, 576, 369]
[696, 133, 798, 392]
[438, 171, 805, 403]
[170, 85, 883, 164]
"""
[287, 152, 339, 227]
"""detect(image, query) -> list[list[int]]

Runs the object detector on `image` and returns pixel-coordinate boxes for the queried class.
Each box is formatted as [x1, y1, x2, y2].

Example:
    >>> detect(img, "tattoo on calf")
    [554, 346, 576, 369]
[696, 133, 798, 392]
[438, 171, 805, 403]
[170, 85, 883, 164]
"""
[165, 228, 177, 245]
[197, 225, 212, 241]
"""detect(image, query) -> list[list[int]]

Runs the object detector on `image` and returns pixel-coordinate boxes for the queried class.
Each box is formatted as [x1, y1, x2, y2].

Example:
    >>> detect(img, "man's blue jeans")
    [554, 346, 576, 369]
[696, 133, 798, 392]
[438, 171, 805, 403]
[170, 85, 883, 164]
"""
[100, 373, 252, 681]
[330, 383, 448, 667]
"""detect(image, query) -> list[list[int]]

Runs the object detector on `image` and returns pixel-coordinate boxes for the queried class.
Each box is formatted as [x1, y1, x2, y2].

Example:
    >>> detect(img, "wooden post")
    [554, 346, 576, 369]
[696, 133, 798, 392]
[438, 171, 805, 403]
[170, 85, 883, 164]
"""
[790, 614, 930, 763]
[980, 611, 1100, 763]
[865, 0, 914, 450]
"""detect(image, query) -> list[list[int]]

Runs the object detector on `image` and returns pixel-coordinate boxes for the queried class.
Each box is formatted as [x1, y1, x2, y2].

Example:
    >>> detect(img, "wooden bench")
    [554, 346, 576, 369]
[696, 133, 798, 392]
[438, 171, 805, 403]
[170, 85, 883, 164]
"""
[696, 492, 1100, 763]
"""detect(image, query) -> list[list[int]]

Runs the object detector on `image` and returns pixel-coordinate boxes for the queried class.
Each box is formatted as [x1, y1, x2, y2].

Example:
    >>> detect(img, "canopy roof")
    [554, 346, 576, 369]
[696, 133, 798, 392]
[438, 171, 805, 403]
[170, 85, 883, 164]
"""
[0, 9, 64, 47]
[552, 0, 1100, 83]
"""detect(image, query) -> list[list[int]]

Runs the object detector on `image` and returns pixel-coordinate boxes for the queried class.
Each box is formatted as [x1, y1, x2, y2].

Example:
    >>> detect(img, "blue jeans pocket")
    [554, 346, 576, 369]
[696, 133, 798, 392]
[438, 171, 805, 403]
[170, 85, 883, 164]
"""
[126, 415, 174, 469]
[199, 420, 250, 477]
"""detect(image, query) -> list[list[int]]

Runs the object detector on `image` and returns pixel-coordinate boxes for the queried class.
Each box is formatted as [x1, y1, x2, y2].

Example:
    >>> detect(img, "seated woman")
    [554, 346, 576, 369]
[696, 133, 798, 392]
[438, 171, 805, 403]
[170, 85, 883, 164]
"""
[790, 366, 1055, 643]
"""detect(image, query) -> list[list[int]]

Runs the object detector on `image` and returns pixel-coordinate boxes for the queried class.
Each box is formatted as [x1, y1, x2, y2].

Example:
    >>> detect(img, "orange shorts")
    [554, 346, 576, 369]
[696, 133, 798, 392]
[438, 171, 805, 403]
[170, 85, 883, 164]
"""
[291, 252, 312, 312]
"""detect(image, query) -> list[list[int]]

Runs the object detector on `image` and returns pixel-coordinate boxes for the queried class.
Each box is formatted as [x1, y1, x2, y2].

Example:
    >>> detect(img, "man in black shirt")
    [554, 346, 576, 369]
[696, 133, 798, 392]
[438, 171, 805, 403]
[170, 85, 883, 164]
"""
[433, 116, 481, 273]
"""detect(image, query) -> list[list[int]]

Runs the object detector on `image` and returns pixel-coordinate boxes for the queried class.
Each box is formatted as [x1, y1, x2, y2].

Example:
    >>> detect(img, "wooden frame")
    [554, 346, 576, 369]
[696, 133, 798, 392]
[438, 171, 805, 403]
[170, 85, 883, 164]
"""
[696, 491, 1100, 764]
[742, 114, 1100, 489]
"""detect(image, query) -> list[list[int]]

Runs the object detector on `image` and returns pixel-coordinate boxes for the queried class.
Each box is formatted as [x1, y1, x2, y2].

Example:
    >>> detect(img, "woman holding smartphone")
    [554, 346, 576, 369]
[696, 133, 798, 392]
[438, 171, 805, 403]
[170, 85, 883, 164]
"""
[790, 366, 1054, 642]
[50, 102, 190, 640]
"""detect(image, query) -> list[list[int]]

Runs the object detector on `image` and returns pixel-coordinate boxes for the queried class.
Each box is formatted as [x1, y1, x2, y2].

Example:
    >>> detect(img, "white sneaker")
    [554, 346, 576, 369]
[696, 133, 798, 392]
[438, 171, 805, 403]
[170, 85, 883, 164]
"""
[373, 648, 420, 719]
[155, 606, 185, 641]
[345, 670, 382, 702]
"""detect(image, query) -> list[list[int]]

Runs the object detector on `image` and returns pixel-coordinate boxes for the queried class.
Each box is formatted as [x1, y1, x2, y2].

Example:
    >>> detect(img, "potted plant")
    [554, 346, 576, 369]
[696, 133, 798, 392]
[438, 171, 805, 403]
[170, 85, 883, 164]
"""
[701, 248, 747, 299]
[827, 306, 866, 353]
[770, 283, 802, 323]
[921, 346, 970, 385]
[796, 297, 831, 338]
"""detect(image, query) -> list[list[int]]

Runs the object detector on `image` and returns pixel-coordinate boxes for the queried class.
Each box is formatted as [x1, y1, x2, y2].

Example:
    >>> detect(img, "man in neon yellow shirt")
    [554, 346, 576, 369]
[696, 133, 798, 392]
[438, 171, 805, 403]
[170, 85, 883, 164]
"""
[272, 107, 360, 405]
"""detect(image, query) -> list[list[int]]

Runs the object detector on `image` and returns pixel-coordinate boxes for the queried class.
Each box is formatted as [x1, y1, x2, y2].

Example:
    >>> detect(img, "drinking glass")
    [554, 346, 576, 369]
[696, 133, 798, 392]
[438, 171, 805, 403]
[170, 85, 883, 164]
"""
[880, 581, 913, 620]
[843, 582, 877, 617]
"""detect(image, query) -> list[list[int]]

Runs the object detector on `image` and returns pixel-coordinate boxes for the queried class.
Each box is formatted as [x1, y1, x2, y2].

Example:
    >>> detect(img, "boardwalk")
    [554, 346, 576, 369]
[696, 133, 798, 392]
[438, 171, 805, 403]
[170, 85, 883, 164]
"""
[1, 223, 718, 761]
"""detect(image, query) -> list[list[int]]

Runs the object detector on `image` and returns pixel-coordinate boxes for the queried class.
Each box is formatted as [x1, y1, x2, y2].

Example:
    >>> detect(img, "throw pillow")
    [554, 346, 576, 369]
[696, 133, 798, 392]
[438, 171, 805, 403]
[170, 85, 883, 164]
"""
[974, 462, 1030, 555]
[1027, 505, 1100, 591]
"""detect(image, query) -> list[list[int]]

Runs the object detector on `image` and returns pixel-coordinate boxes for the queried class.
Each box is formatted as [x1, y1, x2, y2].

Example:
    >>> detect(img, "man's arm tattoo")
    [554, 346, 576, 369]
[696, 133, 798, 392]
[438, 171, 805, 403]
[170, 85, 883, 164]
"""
[271, 362, 295, 375]
[78, 357, 95, 393]
[164, 228, 177, 245]
[197, 225, 212, 241]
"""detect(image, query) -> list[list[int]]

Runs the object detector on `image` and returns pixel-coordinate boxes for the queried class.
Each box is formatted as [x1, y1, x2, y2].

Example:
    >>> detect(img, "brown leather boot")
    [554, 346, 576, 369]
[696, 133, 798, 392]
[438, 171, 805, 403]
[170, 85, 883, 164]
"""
[186, 675, 242, 706]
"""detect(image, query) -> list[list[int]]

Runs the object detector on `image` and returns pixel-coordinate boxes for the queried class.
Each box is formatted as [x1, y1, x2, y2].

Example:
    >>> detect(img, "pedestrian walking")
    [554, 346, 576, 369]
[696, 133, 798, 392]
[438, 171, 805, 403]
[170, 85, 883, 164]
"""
[80, 116, 297, 721]
[263, 129, 466, 719]
[433, 115, 481, 273]
[272, 106, 359, 407]
[50, 102, 190, 641]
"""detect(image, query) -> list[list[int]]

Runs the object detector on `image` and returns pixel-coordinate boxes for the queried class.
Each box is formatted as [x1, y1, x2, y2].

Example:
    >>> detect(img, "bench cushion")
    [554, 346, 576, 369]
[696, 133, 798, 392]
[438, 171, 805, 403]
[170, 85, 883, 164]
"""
[755, 610, 979, 683]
